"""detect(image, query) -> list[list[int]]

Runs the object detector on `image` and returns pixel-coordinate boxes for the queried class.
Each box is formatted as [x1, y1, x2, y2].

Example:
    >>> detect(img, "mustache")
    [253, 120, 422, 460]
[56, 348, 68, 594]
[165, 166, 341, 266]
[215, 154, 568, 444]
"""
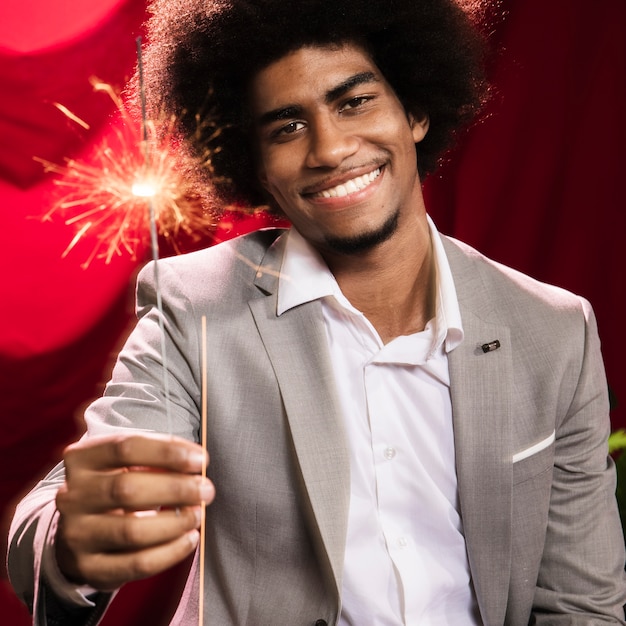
[299, 161, 385, 195]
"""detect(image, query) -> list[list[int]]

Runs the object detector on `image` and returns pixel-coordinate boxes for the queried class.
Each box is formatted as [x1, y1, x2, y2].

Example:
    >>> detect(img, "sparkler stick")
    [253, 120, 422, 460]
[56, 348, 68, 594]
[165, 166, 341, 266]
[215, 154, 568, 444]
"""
[199, 315, 208, 626]
[135, 36, 173, 435]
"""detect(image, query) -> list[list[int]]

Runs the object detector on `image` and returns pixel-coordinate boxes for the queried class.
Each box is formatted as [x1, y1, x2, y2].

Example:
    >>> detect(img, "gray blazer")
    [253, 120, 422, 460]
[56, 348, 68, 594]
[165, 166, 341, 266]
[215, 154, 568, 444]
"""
[8, 228, 626, 625]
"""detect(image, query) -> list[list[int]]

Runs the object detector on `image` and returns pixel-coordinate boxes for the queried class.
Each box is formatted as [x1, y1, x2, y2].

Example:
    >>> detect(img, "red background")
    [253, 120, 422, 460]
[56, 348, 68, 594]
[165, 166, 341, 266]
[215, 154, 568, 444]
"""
[1, 1, 624, 623]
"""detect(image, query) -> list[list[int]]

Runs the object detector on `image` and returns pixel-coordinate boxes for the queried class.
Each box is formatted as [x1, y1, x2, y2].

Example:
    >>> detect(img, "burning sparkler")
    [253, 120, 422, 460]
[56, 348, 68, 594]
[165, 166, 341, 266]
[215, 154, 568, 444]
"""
[37, 77, 216, 268]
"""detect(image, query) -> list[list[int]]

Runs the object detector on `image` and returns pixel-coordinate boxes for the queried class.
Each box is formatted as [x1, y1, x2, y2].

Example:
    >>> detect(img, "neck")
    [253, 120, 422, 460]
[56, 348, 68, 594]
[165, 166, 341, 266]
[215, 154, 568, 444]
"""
[322, 213, 435, 344]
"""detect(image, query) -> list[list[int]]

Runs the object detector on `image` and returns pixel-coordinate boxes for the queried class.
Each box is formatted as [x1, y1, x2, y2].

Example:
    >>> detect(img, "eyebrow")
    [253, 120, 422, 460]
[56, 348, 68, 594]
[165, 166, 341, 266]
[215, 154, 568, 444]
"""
[325, 71, 378, 103]
[256, 71, 379, 127]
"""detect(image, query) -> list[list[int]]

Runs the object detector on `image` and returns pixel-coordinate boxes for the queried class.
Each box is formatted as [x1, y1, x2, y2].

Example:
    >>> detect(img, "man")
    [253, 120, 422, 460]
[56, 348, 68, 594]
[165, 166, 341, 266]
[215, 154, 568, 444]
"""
[9, 0, 626, 624]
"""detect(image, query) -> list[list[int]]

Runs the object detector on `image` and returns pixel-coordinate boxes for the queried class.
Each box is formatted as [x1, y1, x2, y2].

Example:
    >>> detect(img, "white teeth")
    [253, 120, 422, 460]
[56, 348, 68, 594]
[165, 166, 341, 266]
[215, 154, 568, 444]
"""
[316, 168, 381, 198]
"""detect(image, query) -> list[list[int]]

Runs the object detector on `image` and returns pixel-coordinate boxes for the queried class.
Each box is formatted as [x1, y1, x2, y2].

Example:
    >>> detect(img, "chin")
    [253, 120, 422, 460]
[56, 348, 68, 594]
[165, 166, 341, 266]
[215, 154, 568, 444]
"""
[323, 210, 399, 255]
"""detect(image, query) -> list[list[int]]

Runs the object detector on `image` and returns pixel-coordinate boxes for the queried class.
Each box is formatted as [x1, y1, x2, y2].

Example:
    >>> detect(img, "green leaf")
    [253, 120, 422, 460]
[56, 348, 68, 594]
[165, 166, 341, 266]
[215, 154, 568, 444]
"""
[609, 429, 626, 454]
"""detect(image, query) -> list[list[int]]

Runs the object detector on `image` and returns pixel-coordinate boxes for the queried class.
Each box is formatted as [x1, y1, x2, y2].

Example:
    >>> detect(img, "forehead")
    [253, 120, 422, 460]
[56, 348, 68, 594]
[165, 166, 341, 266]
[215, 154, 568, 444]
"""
[248, 42, 382, 113]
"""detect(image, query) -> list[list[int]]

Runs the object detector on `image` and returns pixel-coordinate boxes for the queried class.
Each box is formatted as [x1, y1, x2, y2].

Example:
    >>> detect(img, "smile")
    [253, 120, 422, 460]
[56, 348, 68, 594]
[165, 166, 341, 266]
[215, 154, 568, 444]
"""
[311, 168, 381, 199]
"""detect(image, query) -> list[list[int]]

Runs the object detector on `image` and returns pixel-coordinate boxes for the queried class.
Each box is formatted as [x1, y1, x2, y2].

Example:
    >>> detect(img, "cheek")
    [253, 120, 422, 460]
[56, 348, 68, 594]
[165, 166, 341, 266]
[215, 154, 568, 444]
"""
[261, 153, 298, 197]
[367, 114, 416, 150]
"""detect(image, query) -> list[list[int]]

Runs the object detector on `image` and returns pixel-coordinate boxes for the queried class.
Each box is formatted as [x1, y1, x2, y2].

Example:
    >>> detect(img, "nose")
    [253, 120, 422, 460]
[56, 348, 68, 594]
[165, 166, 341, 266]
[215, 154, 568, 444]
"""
[305, 115, 359, 169]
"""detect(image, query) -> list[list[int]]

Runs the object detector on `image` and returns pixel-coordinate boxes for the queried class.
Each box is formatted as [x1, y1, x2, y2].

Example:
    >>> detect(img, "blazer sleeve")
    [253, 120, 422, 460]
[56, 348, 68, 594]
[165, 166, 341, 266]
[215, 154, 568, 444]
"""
[7, 462, 112, 626]
[6, 258, 200, 625]
[531, 298, 626, 623]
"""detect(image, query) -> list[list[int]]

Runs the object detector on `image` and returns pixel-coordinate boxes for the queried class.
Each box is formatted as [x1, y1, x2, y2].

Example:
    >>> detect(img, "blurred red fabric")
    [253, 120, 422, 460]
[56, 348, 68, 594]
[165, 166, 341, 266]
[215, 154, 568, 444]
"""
[425, 0, 626, 429]
[1, 1, 624, 624]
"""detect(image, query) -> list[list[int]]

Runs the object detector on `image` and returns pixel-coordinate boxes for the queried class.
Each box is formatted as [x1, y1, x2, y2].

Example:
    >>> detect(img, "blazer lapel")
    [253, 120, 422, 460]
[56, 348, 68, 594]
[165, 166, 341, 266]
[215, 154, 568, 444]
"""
[444, 237, 514, 626]
[249, 233, 351, 597]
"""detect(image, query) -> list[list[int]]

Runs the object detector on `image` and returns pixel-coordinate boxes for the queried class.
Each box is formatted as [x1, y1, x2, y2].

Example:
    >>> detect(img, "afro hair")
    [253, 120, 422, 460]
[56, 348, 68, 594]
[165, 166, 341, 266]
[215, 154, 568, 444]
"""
[137, 0, 488, 210]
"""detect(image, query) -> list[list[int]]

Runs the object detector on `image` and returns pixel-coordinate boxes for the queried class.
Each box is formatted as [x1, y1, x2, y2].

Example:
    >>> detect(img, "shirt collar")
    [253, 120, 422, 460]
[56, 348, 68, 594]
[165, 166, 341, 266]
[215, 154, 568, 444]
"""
[276, 215, 464, 352]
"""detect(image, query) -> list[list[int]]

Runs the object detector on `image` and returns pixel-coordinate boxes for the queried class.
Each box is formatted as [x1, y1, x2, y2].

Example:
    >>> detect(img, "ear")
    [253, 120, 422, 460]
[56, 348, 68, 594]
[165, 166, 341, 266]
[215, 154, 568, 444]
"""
[409, 112, 429, 144]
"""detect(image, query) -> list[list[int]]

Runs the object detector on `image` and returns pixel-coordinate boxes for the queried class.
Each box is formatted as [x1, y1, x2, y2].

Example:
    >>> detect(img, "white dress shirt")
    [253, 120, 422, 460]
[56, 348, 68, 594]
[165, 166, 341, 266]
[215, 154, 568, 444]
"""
[278, 217, 481, 625]
[45, 218, 481, 623]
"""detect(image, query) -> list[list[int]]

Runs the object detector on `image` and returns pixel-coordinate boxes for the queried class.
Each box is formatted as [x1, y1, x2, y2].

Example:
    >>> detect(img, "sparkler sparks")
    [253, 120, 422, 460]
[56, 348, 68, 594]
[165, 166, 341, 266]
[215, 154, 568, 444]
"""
[37, 78, 216, 268]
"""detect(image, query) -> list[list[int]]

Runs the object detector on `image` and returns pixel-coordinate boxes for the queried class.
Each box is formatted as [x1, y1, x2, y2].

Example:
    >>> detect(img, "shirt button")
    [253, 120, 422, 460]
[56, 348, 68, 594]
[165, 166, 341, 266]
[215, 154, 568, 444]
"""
[398, 536, 408, 548]
[384, 446, 396, 460]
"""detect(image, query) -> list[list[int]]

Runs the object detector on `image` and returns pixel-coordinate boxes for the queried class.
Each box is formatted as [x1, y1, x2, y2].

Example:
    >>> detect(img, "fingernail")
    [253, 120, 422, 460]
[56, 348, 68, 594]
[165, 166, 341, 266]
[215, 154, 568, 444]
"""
[198, 478, 214, 502]
[188, 450, 206, 470]
[188, 529, 200, 548]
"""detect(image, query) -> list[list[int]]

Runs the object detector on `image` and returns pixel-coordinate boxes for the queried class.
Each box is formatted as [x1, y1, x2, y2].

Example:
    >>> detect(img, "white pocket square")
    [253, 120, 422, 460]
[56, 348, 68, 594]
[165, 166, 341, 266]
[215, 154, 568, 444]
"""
[512, 430, 556, 463]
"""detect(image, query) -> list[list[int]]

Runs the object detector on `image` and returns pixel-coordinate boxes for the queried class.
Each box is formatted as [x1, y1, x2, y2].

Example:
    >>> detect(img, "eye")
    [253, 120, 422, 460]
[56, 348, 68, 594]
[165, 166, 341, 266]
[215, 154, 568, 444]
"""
[272, 120, 306, 139]
[340, 95, 374, 112]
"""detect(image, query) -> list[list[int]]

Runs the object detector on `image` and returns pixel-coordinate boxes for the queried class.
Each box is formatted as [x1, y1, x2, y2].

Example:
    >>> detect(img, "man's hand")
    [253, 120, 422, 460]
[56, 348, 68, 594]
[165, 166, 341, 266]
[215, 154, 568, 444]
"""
[54, 433, 214, 591]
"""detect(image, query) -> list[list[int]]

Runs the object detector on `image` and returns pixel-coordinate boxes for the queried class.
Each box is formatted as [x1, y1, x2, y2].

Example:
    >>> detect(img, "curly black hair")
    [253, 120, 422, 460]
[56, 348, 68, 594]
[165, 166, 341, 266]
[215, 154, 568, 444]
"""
[137, 0, 487, 210]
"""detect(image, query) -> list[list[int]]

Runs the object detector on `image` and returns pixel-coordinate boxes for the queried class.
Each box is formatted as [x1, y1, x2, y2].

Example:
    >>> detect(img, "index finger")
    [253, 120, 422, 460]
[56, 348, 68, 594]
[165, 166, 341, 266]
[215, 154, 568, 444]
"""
[64, 433, 207, 475]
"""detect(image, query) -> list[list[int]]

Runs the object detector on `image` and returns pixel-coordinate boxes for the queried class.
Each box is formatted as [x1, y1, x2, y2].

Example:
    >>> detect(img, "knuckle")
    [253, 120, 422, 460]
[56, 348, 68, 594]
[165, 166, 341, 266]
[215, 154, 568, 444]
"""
[128, 552, 157, 581]
[111, 435, 138, 465]
[167, 478, 187, 501]
[62, 443, 78, 463]
[117, 517, 144, 547]
[86, 557, 121, 591]
[152, 437, 187, 468]
[76, 553, 98, 578]
[59, 520, 83, 547]
[55, 485, 70, 509]
[109, 472, 137, 506]
[177, 476, 202, 504]
[62, 444, 82, 474]
[56, 484, 81, 515]
[160, 444, 181, 466]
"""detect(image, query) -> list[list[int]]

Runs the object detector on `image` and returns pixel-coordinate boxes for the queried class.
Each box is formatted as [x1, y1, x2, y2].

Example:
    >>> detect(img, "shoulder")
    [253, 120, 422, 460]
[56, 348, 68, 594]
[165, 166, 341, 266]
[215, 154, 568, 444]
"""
[441, 237, 607, 419]
[442, 234, 590, 316]
[137, 228, 285, 297]
[147, 227, 284, 278]
[441, 235, 598, 355]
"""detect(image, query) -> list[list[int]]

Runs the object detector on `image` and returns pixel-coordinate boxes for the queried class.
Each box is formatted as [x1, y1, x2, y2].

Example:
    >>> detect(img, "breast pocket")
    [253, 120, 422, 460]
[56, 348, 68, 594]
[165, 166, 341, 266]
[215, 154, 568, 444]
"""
[512, 431, 555, 486]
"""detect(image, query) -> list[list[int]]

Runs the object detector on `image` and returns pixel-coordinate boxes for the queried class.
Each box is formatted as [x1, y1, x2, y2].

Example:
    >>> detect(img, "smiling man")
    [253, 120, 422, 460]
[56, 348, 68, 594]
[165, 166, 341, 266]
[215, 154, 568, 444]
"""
[8, 1, 626, 625]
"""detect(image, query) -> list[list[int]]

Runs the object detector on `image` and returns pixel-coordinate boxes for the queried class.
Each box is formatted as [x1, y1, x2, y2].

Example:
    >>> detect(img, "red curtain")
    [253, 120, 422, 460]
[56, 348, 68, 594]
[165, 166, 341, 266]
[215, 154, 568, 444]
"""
[424, 0, 626, 426]
[1, 1, 624, 623]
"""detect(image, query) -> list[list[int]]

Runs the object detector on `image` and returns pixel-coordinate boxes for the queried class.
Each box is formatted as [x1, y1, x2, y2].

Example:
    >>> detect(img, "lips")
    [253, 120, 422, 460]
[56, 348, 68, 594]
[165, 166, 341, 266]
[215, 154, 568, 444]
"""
[308, 167, 382, 199]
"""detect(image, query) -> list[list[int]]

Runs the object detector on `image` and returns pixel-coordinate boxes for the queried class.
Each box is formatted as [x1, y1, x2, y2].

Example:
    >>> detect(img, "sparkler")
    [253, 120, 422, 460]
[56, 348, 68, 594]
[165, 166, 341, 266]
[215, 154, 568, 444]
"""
[200, 314, 208, 626]
[134, 36, 173, 436]
[37, 77, 216, 269]
[36, 38, 272, 624]
[36, 36, 223, 447]
[133, 38, 208, 624]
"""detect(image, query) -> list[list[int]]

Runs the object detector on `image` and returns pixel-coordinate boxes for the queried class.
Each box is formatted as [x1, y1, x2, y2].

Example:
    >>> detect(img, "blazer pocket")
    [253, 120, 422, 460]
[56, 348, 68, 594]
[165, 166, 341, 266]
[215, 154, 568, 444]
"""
[512, 430, 555, 463]
[512, 431, 555, 485]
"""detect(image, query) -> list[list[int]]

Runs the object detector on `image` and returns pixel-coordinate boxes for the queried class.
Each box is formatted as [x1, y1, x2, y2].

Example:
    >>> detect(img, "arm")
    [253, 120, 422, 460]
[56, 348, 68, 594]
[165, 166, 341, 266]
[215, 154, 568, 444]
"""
[7, 260, 214, 624]
[532, 299, 626, 623]
[8, 434, 213, 626]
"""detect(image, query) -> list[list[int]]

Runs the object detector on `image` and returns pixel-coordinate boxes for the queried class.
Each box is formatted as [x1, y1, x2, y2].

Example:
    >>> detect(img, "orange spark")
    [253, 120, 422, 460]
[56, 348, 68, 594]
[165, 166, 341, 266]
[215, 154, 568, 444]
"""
[38, 79, 217, 267]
